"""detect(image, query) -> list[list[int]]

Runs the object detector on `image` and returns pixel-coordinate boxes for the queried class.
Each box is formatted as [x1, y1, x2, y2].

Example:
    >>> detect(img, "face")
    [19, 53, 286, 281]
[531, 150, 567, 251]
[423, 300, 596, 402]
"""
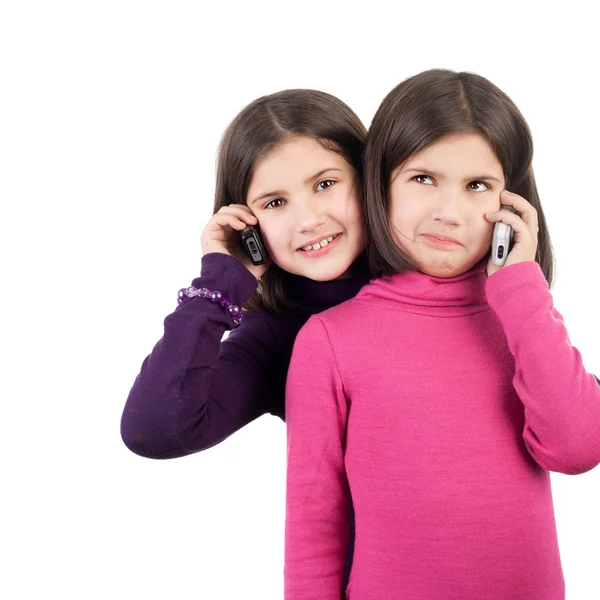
[246, 135, 365, 281]
[389, 132, 505, 278]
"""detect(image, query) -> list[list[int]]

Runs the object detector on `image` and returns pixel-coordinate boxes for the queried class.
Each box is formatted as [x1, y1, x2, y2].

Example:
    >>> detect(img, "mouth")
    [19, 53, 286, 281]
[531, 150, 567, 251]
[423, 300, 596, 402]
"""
[420, 233, 462, 248]
[297, 233, 342, 257]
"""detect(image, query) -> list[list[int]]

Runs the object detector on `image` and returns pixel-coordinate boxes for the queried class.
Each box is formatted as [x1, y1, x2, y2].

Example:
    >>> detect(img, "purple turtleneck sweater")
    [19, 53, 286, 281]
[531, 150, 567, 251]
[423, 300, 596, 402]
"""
[120, 252, 369, 459]
[120, 252, 368, 586]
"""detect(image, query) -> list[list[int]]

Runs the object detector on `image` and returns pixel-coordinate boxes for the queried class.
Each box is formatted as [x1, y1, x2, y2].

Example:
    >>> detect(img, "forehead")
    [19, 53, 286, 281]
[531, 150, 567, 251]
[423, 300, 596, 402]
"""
[403, 132, 503, 176]
[249, 136, 349, 191]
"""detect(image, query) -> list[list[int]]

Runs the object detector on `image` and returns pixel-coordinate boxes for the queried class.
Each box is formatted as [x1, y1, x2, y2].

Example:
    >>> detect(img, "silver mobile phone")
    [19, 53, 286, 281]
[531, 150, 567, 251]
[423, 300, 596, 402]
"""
[491, 205, 517, 267]
[240, 225, 268, 266]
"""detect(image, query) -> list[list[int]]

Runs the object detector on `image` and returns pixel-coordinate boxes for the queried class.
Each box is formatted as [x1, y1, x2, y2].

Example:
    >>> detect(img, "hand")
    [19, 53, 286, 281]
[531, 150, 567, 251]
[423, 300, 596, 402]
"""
[485, 190, 538, 277]
[201, 204, 271, 280]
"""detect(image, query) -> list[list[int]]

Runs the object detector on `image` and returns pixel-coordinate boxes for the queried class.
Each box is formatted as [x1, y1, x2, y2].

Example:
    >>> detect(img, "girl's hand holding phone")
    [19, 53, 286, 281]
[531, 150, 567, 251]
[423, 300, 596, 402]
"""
[485, 190, 539, 277]
[201, 204, 271, 280]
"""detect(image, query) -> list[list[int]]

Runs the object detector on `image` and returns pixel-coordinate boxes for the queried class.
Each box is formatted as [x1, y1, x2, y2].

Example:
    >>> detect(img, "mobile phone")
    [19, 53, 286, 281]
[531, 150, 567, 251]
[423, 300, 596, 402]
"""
[240, 225, 268, 266]
[491, 205, 517, 267]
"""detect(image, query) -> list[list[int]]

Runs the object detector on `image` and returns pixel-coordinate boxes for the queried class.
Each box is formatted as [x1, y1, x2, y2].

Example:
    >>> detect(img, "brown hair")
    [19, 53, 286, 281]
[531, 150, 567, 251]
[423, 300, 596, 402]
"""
[363, 69, 554, 286]
[213, 89, 367, 315]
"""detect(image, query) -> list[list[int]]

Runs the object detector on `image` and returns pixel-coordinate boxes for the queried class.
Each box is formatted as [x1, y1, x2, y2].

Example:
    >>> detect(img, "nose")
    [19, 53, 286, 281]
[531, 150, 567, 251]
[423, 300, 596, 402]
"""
[294, 197, 326, 233]
[431, 189, 464, 227]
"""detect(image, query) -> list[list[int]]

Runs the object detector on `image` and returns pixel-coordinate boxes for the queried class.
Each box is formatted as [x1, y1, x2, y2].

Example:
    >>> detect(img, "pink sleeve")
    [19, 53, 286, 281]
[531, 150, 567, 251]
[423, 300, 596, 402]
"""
[486, 261, 600, 475]
[284, 316, 350, 600]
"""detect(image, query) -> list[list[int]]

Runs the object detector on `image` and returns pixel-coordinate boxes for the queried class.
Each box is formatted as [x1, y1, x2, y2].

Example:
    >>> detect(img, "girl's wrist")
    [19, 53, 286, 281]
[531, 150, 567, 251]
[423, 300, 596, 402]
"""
[178, 285, 243, 326]
[485, 261, 547, 312]
[197, 253, 258, 300]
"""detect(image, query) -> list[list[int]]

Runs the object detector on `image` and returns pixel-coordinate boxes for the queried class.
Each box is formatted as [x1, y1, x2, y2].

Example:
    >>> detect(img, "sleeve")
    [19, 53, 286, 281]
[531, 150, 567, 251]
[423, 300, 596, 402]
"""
[284, 316, 350, 600]
[486, 261, 600, 475]
[120, 253, 285, 459]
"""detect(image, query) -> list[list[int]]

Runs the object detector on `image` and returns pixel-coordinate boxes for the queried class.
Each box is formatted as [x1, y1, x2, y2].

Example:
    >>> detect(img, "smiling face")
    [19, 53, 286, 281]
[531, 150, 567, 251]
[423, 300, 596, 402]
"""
[246, 135, 365, 281]
[389, 132, 506, 278]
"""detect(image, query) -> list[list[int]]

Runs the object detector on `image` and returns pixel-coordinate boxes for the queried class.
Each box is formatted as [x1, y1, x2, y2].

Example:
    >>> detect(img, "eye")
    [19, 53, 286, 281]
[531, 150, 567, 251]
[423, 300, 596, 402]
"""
[412, 175, 434, 185]
[316, 179, 335, 192]
[467, 181, 490, 192]
[264, 198, 286, 210]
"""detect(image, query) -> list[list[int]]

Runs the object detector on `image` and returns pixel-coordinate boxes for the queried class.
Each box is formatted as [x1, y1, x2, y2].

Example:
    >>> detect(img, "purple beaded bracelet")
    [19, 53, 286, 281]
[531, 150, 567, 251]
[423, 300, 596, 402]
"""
[177, 286, 243, 326]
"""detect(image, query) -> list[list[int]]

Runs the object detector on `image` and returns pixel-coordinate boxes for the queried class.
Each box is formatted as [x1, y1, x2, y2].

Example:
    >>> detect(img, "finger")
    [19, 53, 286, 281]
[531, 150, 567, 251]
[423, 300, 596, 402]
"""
[485, 210, 530, 237]
[500, 190, 539, 233]
[209, 214, 249, 231]
[217, 204, 258, 223]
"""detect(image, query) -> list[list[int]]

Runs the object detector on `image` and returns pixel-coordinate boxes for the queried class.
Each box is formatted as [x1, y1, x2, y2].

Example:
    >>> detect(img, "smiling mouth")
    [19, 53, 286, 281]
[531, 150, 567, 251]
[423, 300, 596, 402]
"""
[298, 233, 341, 252]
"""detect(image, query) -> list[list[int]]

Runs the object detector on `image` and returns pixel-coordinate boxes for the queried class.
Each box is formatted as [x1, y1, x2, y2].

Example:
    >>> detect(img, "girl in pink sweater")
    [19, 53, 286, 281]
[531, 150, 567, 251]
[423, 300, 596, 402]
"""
[284, 69, 600, 600]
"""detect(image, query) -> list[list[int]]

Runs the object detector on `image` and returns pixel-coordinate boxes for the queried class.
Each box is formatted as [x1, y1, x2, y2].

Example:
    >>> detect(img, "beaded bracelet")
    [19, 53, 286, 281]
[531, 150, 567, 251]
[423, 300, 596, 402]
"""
[177, 286, 243, 327]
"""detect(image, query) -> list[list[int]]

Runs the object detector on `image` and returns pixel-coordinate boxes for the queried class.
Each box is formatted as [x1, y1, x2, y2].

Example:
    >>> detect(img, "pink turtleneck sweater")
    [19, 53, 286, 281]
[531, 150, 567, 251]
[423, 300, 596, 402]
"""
[284, 261, 600, 600]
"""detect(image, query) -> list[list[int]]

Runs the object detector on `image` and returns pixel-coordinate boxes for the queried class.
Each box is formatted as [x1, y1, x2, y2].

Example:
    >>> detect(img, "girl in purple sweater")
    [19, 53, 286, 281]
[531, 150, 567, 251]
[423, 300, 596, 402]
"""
[285, 70, 600, 599]
[120, 89, 369, 581]
[121, 89, 368, 458]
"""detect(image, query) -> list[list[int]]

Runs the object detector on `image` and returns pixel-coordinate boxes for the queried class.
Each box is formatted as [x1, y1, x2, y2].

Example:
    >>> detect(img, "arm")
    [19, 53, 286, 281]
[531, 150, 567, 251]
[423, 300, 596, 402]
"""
[120, 253, 285, 459]
[285, 317, 350, 600]
[486, 261, 600, 475]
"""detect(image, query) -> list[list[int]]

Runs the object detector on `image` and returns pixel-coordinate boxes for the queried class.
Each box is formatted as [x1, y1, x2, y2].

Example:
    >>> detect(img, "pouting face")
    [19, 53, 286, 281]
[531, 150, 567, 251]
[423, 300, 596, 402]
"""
[389, 132, 506, 278]
[247, 136, 365, 281]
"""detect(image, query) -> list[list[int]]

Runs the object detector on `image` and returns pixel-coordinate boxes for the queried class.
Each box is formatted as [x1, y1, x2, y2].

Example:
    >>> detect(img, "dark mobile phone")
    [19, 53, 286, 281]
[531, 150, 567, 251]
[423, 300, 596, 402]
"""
[491, 205, 517, 267]
[240, 225, 268, 266]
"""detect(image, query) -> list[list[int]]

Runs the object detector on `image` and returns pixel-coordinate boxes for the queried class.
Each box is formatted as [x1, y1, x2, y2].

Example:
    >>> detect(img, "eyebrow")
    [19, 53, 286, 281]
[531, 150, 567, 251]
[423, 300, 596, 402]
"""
[402, 167, 503, 185]
[249, 168, 343, 205]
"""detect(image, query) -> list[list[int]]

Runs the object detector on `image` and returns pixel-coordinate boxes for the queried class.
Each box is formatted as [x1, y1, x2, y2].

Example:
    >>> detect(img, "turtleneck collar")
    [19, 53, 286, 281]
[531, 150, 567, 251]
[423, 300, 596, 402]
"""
[282, 256, 371, 314]
[356, 260, 491, 317]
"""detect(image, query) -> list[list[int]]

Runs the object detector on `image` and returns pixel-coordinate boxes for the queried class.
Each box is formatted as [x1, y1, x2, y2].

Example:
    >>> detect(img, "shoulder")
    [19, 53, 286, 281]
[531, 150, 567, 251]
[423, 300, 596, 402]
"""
[311, 295, 366, 326]
[295, 296, 365, 348]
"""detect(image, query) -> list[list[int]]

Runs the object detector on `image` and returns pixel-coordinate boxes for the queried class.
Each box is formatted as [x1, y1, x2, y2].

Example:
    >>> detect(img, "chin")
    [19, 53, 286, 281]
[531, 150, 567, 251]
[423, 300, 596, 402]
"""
[301, 265, 350, 282]
[292, 257, 355, 281]
[417, 253, 485, 278]
[416, 257, 466, 278]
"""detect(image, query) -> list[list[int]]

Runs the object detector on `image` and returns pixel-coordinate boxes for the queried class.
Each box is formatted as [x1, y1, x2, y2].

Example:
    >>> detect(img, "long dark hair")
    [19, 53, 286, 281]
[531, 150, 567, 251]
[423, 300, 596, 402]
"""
[213, 89, 367, 314]
[363, 69, 554, 286]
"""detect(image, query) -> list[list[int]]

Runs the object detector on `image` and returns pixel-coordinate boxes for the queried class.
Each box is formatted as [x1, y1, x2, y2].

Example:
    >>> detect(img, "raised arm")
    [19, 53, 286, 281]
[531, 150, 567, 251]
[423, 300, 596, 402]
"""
[121, 253, 285, 459]
[486, 261, 600, 475]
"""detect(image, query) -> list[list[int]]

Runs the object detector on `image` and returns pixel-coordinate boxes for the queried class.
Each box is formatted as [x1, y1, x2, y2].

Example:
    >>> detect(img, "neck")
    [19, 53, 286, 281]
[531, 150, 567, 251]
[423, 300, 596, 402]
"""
[358, 260, 490, 317]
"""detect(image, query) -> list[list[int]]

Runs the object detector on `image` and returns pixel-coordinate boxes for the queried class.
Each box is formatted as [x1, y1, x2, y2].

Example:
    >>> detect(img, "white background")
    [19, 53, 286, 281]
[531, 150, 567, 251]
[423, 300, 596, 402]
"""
[2, 1, 599, 598]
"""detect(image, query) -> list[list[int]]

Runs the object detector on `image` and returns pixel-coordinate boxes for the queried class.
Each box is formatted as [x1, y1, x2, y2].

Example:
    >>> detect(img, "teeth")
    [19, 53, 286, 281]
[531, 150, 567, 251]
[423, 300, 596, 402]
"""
[301, 235, 337, 252]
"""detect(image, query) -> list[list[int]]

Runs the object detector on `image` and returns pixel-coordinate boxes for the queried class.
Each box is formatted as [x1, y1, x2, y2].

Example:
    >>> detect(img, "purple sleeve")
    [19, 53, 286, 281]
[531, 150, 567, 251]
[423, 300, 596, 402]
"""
[120, 253, 287, 459]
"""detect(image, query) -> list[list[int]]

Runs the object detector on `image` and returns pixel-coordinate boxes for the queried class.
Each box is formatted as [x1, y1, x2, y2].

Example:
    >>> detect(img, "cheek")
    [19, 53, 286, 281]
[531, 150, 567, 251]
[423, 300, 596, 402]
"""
[468, 212, 494, 248]
[390, 198, 421, 233]
[330, 188, 363, 230]
[256, 219, 286, 255]
[389, 183, 429, 225]
[346, 196, 364, 230]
